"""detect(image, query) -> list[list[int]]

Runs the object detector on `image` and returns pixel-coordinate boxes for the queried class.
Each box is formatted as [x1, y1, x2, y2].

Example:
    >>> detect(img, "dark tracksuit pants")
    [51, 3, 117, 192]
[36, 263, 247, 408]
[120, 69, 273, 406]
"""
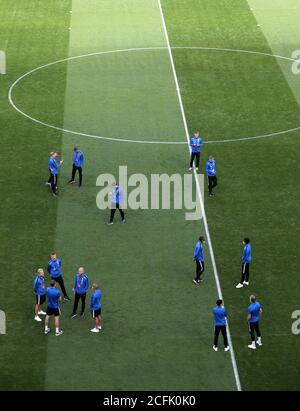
[214, 325, 228, 348]
[208, 175, 218, 194]
[190, 152, 200, 168]
[72, 293, 86, 315]
[48, 170, 58, 194]
[110, 203, 125, 222]
[249, 321, 261, 342]
[195, 260, 205, 282]
[51, 275, 68, 298]
[240, 262, 250, 283]
[71, 164, 82, 186]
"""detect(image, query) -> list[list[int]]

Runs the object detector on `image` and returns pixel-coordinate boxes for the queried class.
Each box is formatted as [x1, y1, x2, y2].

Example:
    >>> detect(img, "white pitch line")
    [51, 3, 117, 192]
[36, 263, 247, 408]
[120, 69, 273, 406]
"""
[8, 46, 300, 146]
[157, 0, 242, 392]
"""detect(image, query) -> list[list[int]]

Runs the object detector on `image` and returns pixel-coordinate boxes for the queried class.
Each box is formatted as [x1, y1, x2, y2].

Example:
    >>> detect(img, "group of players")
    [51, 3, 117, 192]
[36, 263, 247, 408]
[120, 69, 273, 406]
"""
[35, 134, 262, 349]
[34, 147, 102, 336]
[189, 131, 262, 351]
[34, 253, 102, 335]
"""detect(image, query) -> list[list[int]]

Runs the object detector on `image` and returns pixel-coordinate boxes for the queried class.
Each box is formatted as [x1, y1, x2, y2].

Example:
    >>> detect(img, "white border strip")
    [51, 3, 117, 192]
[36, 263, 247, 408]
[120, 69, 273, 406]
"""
[157, 0, 242, 391]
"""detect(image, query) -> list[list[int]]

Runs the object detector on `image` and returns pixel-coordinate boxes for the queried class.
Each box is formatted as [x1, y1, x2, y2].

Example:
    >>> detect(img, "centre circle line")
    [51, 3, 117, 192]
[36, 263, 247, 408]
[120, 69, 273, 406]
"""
[8, 46, 300, 145]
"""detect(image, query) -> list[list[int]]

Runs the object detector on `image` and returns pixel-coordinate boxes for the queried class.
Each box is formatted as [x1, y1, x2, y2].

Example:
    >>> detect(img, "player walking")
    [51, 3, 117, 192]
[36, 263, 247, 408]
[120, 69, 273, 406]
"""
[106, 183, 125, 225]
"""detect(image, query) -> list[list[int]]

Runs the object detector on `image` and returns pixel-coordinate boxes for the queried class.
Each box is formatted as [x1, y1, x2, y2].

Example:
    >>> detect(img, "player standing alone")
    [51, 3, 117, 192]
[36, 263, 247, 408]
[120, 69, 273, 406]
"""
[236, 238, 252, 288]
[189, 131, 203, 171]
[106, 183, 125, 225]
[68, 146, 84, 187]
[192, 236, 205, 285]
[212, 299, 230, 352]
[247, 295, 262, 349]
[205, 156, 218, 197]
[46, 151, 63, 197]
[90, 283, 102, 333]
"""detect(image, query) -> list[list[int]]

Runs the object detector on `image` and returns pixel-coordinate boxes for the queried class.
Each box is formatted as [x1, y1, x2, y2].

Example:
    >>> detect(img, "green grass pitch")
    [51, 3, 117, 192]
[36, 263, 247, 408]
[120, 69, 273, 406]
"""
[0, 0, 300, 391]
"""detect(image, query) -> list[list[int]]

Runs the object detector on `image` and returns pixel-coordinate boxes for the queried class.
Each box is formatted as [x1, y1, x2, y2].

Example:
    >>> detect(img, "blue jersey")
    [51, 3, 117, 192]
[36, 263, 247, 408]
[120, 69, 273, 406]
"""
[73, 150, 84, 167]
[90, 290, 102, 310]
[33, 275, 46, 296]
[205, 160, 216, 177]
[190, 137, 203, 153]
[73, 273, 89, 295]
[242, 244, 252, 263]
[47, 258, 62, 278]
[48, 156, 62, 175]
[213, 306, 227, 326]
[248, 302, 261, 323]
[194, 241, 204, 261]
[111, 186, 124, 205]
[46, 287, 61, 309]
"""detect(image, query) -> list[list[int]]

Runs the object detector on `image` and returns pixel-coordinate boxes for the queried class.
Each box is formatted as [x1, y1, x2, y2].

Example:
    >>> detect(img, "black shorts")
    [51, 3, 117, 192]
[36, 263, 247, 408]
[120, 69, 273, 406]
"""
[91, 309, 101, 318]
[36, 294, 46, 305]
[249, 321, 260, 333]
[46, 307, 61, 317]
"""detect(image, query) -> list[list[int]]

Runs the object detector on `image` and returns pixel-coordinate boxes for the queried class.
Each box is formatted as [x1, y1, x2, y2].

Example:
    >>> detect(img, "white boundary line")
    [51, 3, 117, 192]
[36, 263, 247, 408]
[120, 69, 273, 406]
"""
[157, 0, 242, 392]
[8, 47, 300, 146]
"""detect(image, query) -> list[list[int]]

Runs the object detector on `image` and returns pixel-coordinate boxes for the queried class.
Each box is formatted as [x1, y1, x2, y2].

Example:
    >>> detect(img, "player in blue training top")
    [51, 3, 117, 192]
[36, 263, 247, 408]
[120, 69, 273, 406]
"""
[46, 151, 64, 197]
[189, 131, 203, 171]
[236, 238, 252, 288]
[33, 268, 46, 322]
[205, 156, 217, 197]
[107, 183, 125, 225]
[71, 266, 90, 318]
[212, 299, 230, 352]
[68, 146, 84, 187]
[44, 280, 63, 336]
[47, 252, 71, 301]
[247, 295, 262, 349]
[193, 236, 205, 285]
[90, 283, 102, 333]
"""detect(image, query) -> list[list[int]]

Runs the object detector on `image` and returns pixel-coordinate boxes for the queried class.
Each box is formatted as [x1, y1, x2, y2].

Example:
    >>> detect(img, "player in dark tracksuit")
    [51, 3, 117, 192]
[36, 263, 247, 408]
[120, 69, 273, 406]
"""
[189, 131, 203, 171]
[106, 183, 125, 225]
[46, 151, 63, 197]
[236, 238, 252, 288]
[247, 295, 262, 349]
[205, 156, 218, 197]
[47, 253, 71, 301]
[213, 299, 230, 352]
[68, 147, 84, 187]
[71, 267, 89, 318]
[192, 236, 205, 285]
